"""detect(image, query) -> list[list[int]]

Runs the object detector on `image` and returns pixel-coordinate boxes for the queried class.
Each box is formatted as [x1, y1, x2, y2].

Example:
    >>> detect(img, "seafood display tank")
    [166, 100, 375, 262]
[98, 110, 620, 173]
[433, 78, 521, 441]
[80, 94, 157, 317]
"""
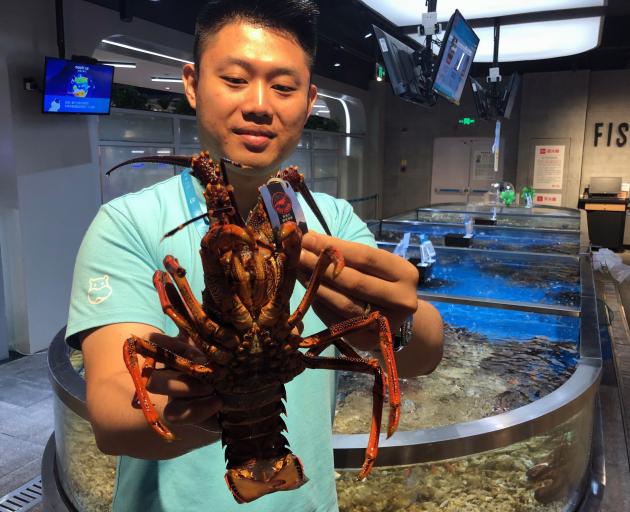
[43, 204, 603, 511]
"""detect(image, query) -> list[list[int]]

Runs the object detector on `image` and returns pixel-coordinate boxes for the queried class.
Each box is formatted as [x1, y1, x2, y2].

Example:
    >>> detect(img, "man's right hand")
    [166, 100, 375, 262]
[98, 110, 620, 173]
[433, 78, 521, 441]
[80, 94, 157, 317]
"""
[82, 323, 222, 459]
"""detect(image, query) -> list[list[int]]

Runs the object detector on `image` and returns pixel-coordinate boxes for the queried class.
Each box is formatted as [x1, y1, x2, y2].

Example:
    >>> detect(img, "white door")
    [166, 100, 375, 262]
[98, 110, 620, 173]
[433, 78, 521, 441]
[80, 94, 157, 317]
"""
[431, 137, 504, 205]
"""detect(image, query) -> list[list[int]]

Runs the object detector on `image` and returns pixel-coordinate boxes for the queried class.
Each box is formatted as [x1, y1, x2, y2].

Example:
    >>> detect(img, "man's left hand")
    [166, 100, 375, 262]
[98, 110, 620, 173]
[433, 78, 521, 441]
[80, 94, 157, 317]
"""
[298, 231, 419, 351]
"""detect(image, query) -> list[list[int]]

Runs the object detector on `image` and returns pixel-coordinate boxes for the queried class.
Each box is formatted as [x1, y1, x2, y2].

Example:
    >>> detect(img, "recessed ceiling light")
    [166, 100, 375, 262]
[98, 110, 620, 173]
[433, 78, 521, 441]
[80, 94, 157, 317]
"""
[100, 61, 136, 68]
[151, 76, 183, 83]
[409, 16, 603, 62]
[365, 33, 373, 38]
[360, 0, 604, 25]
[102, 39, 193, 64]
[165, 86, 171, 90]
[334, 62, 341, 67]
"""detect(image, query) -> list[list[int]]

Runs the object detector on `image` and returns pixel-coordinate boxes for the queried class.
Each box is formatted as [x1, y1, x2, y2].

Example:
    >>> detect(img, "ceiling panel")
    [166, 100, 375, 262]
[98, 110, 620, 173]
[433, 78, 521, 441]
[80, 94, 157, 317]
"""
[360, 0, 605, 25]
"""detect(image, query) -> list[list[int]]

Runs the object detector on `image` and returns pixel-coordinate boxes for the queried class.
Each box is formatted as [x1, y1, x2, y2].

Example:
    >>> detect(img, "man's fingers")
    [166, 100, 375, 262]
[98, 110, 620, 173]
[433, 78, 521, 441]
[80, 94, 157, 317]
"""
[302, 231, 418, 283]
[299, 250, 417, 314]
[146, 369, 214, 397]
[146, 332, 206, 360]
[164, 395, 223, 425]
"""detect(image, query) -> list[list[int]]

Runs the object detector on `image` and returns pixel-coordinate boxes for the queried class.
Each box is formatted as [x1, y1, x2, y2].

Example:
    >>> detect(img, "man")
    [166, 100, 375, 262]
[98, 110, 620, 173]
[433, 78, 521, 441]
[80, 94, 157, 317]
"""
[66, 1, 443, 510]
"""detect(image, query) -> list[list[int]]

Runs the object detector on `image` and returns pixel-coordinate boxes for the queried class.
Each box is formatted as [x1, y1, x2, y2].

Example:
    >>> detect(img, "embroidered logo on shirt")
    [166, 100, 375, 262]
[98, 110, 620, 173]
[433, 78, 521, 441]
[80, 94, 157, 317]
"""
[87, 275, 112, 305]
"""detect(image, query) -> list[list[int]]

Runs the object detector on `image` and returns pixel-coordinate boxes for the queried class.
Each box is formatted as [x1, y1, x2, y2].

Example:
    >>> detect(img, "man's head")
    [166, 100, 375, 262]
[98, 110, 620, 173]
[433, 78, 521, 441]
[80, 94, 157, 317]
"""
[182, 0, 320, 173]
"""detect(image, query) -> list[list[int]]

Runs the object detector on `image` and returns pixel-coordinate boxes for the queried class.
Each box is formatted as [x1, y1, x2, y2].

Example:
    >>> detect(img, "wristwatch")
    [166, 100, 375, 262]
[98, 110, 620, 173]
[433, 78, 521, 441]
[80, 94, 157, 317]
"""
[393, 315, 413, 352]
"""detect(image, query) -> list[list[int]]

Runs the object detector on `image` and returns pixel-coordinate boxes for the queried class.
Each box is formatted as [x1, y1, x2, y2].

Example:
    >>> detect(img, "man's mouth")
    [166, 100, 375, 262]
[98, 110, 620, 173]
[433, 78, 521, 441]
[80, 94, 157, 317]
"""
[233, 128, 276, 151]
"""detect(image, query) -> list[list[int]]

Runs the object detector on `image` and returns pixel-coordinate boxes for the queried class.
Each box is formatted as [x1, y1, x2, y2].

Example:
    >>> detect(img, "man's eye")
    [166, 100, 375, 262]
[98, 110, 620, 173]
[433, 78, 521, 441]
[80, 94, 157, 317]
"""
[273, 85, 296, 93]
[222, 76, 247, 85]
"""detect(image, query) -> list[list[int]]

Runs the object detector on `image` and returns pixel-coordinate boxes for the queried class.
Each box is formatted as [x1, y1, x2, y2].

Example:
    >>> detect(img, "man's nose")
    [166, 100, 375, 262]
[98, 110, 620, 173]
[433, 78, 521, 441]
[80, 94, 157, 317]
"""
[242, 80, 273, 119]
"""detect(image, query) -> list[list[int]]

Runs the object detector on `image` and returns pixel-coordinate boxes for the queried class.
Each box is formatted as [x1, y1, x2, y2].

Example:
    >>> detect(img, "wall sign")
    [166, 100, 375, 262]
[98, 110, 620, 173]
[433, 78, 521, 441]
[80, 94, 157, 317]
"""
[533, 145, 565, 190]
[593, 122, 629, 147]
[534, 192, 562, 206]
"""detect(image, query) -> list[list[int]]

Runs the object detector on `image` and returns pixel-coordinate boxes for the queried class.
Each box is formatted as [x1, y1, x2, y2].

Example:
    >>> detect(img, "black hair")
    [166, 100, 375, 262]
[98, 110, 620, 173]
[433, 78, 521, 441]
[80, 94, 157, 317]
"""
[193, 0, 319, 70]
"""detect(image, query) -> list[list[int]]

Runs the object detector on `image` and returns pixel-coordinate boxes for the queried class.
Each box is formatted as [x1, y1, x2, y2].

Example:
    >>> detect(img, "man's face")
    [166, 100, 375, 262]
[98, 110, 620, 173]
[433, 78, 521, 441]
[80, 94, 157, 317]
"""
[182, 22, 317, 172]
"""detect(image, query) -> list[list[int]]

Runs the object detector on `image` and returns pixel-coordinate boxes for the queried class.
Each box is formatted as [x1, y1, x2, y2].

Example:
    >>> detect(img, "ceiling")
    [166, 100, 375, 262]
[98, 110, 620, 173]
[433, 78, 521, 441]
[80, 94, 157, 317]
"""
[82, 0, 630, 90]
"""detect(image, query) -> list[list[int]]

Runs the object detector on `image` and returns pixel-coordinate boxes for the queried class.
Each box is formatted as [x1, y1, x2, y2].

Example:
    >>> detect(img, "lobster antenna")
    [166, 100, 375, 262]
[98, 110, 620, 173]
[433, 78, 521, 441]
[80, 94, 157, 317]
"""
[106, 156, 194, 176]
[298, 183, 332, 236]
[160, 206, 237, 242]
[161, 212, 210, 242]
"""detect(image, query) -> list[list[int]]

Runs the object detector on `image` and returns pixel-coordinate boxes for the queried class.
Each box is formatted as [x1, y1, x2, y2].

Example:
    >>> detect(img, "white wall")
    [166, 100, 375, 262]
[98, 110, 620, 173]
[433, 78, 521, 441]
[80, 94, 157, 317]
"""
[0, 0, 196, 353]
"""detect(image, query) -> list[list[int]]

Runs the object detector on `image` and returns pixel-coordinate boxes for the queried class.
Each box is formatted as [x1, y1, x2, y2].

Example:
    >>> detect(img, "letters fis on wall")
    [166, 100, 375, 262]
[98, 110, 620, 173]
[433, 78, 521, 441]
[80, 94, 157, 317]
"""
[594, 122, 629, 147]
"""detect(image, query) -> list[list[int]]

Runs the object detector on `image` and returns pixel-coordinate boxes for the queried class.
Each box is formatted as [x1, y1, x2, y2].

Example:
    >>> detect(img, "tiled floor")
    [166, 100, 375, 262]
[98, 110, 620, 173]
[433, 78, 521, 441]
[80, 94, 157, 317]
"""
[0, 352, 51, 511]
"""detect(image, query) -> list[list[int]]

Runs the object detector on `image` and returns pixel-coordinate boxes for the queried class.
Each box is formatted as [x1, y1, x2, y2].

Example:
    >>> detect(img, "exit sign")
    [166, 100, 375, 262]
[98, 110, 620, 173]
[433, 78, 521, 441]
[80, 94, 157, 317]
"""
[458, 117, 476, 125]
[376, 63, 386, 81]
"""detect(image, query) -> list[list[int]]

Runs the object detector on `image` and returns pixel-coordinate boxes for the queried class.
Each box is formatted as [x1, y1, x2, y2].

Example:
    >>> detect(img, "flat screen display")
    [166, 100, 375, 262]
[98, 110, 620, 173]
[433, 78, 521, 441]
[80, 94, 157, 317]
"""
[42, 57, 114, 114]
[432, 10, 479, 105]
[373, 25, 433, 107]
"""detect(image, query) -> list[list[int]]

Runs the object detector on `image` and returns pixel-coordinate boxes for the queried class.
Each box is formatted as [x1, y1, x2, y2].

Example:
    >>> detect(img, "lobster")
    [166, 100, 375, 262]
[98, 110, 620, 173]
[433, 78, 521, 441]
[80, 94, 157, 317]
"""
[106, 152, 401, 503]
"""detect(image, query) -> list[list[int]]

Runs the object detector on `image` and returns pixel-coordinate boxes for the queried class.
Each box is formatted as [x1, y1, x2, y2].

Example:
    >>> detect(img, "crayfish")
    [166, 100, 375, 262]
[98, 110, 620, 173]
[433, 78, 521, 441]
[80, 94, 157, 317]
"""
[107, 153, 401, 503]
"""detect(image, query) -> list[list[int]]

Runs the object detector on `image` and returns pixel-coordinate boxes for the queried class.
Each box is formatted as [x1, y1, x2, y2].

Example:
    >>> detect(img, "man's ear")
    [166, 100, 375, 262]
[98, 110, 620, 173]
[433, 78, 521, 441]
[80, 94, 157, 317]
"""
[305, 83, 318, 122]
[182, 64, 198, 110]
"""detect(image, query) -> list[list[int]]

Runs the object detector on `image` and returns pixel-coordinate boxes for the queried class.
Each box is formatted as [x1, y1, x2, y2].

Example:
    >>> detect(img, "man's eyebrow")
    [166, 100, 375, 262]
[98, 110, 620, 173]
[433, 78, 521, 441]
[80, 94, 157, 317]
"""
[219, 58, 302, 81]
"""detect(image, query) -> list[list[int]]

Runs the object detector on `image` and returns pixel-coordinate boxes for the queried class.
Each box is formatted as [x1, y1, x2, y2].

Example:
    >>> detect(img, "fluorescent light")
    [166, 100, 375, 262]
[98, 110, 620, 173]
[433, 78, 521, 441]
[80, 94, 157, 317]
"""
[151, 77, 183, 83]
[101, 39, 194, 64]
[410, 16, 603, 62]
[131, 150, 145, 154]
[360, 0, 604, 25]
[101, 61, 137, 69]
[334, 63, 341, 67]
[364, 33, 373, 38]
[318, 92, 352, 155]
[157, 150, 172, 154]
[317, 110, 330, 114]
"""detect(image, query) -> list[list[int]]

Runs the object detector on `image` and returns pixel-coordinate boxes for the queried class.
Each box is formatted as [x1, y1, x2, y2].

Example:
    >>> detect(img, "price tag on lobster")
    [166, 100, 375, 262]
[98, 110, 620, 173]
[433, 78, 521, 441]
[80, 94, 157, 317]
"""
[259, 178, 308, 242]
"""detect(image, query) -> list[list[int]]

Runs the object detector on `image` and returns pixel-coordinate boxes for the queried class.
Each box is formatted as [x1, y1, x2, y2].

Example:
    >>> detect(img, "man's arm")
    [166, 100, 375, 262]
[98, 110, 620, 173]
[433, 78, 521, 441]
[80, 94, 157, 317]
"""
[298, 232, 444, 378]
[82, 322, 222, 459]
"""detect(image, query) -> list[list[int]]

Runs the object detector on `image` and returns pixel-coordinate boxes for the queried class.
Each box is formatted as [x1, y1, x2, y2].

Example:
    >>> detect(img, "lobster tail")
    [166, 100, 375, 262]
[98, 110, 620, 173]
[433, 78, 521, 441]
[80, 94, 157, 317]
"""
[225, 452, 308, 504]
[219, 385, 308, 503]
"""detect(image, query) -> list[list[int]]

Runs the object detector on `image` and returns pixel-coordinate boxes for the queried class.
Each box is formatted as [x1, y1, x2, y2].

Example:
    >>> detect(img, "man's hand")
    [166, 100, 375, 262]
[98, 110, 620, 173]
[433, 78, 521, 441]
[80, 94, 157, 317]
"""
[298, 231, 419, 351]
[82, 323, 223, 459]
[143, 332, 222, 432]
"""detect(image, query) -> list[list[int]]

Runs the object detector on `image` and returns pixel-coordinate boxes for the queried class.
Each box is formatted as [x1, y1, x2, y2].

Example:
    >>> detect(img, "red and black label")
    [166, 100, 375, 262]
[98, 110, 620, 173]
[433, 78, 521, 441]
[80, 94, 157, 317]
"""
[259, 178, 307, 241]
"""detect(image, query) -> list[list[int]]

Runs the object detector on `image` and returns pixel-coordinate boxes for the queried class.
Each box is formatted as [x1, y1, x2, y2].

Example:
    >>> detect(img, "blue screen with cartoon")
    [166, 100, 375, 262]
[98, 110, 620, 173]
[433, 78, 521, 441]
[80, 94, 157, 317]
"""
[43, 57, 114, 114]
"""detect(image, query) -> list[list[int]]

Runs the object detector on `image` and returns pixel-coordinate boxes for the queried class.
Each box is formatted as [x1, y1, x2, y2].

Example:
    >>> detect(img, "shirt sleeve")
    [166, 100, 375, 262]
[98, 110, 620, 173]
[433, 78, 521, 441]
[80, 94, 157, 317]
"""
[312, 192, 378, 248]
[65, 204, 167, 349]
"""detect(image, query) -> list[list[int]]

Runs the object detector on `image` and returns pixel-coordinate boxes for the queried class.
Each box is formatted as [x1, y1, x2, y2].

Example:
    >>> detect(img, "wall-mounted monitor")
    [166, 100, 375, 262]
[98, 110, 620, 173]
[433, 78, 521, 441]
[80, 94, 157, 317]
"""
[432, 10, 480, 105]
[42, 57, 114, 114]
[500, 72, 521, 119]
[373, 25, 434, 107]
[470, 77, 489, 119]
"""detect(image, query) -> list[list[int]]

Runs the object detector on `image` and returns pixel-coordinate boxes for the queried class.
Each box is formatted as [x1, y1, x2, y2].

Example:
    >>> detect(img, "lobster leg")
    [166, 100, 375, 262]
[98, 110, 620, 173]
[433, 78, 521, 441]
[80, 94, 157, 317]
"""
[162, 255, 239, 349]
[302, 351, 386, 480]
[153, 270, 232, 366]
[299, 312, 401, 437]
[287, 245, 344, 329]
[122, 334, 220, 441]
[258, 223, 302, 329]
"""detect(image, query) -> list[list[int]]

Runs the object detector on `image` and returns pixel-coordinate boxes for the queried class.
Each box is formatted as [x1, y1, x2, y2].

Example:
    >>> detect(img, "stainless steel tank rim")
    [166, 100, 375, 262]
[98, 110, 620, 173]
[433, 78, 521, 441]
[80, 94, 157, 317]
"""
[332, 361, 601, 468]
[419, 293, 581, 317]
[380, 219, 581, 235]
[377, 240, 581, 262]
[414, 203, 581, 218]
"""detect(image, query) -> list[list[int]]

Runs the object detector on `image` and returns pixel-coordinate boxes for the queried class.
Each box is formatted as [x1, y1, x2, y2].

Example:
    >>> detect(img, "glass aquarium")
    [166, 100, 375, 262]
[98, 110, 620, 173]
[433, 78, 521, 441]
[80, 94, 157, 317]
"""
[377, 244, 580, 310]
[374, 221, 580, 255]
[403, 204, 581, 231]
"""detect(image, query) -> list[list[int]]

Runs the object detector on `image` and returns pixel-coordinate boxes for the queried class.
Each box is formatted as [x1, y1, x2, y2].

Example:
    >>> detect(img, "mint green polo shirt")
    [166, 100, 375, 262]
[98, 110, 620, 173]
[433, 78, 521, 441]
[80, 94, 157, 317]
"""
[66, 172, 377, 512]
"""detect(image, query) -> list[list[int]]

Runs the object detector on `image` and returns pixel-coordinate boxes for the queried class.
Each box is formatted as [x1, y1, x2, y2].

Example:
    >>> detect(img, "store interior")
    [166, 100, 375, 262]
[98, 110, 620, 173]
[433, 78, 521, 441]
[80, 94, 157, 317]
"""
[2, 0, 630, 511]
